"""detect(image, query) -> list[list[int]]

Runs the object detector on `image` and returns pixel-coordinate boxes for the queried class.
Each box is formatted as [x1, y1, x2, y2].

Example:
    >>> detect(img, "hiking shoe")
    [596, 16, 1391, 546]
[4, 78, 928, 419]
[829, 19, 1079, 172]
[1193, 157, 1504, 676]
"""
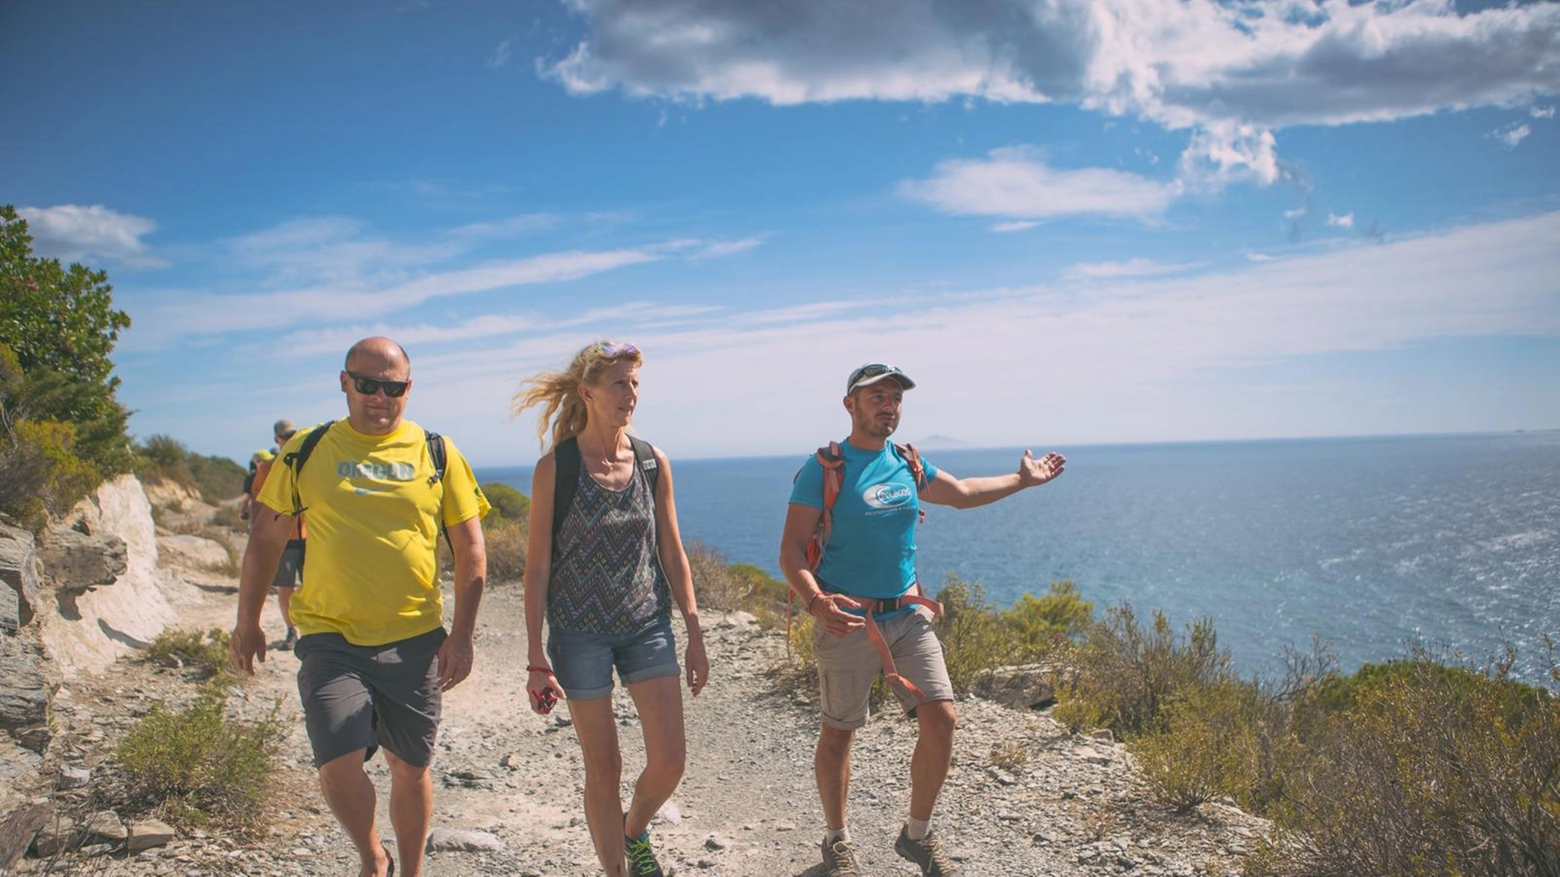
[895, 827, 960, 876]
[624, 827, 666, 876]
[821, 836, 861, 876]
[280, 628, 298, 651]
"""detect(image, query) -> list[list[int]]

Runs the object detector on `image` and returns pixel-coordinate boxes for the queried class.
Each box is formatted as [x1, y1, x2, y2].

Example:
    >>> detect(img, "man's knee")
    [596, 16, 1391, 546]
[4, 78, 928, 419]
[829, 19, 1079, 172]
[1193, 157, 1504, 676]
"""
[318, 749, 369, 785]
[818, 725, 855, 758]
[382, 748, 431, 781]
[916, 699, 957, 740]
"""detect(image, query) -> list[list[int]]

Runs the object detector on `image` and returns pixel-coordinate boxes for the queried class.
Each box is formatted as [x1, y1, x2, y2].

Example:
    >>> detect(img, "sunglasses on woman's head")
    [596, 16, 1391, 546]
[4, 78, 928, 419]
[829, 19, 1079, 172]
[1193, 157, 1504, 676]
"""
[345, 371, 409, 397]
[594, 342, 639, 358]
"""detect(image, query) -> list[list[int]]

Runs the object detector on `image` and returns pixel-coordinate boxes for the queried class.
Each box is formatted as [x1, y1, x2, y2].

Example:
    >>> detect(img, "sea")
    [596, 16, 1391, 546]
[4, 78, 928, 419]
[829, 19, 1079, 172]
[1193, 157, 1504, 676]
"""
[477, 431, 1560, 685]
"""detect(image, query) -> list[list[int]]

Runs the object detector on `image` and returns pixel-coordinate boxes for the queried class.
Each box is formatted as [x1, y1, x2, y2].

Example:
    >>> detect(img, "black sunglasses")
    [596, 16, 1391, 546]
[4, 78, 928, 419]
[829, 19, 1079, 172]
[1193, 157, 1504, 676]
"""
[344, 371, 409, 398]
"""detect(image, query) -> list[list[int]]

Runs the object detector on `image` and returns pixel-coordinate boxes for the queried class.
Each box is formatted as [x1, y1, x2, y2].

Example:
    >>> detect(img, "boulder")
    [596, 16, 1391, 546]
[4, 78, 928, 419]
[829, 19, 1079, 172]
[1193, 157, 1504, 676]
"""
[0, 525, 40, 632]
[37, 476, 175, 676]
[0, 638, 50, 753]
[28, 815, 75, 857]
[0, 802, 51, 870]
[36, 526, 127, 594]
[81, 810, 126, 844]
[973, 664, 1060, 710]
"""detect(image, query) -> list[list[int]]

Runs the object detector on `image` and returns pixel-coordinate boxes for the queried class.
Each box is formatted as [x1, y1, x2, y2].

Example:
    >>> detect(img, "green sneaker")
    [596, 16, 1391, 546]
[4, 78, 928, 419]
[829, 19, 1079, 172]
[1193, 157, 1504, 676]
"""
[895, 826, 960, 876]
[821, 836, 861, 876]
[624, 824, 666, 877]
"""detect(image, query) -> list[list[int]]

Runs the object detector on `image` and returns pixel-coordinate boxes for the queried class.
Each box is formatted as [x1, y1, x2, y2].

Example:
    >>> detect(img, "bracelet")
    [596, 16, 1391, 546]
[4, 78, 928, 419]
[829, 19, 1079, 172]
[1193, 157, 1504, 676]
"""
[525, 665, 554, 675]
[807, 592, 824, 611]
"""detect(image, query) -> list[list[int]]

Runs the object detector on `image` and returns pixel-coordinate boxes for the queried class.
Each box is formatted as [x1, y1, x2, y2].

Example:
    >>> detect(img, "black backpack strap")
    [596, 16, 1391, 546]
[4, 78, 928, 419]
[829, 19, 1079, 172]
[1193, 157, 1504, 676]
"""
[425, 430, 451, 550]
[551, 437, 581, 558]
[283, 420, 334, 515]
[628, 435, 659, 510]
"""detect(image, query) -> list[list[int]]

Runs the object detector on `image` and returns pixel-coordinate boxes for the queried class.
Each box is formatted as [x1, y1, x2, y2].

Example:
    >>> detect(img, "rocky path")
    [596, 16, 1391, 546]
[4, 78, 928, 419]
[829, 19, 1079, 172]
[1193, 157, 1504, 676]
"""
[17, 544, 1263, 876]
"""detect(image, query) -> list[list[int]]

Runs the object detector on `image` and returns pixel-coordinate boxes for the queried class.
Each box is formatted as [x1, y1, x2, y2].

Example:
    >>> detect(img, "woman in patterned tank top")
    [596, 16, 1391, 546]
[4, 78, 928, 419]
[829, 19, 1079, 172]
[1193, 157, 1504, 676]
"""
[514, 340, 708, 877]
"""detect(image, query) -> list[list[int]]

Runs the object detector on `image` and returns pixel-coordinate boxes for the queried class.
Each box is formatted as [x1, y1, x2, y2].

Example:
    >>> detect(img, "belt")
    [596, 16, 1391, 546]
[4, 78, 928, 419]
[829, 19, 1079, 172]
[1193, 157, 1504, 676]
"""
[825, 585, 944, 700]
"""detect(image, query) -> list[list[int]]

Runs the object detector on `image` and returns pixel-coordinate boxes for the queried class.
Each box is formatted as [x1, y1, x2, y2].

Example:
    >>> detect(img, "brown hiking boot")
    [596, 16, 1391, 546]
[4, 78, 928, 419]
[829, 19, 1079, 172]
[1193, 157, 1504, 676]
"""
[821, 836, 862, 876]
[895, 826, 960, 876]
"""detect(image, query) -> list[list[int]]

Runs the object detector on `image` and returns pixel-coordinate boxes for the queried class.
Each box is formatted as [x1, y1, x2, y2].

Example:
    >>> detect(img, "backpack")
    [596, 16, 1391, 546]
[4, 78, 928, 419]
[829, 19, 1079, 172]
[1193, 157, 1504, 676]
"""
[282, 420, 451, 547]
[550, 435, 659, 559]
[792, 440, 940, 699]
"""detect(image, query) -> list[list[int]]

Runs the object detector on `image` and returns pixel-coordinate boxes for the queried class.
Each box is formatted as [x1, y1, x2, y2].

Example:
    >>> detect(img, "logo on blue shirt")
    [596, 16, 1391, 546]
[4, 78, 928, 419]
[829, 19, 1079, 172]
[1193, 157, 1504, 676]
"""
[863, 482, 913, 509]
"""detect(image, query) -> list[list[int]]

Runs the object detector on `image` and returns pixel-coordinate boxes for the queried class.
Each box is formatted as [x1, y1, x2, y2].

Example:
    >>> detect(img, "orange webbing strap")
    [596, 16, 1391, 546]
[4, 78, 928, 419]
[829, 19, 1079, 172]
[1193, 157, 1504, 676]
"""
[788, 443, 844, 655]
[864, 584, 943, 701]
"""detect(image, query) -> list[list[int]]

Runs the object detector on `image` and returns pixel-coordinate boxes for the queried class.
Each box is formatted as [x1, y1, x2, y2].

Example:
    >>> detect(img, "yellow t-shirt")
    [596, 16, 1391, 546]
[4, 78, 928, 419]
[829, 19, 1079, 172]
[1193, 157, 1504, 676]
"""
[257, 419, 491, 646]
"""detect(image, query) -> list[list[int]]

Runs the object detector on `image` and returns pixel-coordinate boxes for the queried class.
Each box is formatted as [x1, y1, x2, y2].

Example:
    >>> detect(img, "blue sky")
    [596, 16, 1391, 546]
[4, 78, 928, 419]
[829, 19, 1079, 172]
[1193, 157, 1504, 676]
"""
[5, 0, 1558, 466]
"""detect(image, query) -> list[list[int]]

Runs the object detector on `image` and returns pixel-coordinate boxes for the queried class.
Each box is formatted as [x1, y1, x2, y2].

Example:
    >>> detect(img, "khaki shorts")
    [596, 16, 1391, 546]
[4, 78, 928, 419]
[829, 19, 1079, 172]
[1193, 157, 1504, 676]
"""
[814, 607, 953, 730]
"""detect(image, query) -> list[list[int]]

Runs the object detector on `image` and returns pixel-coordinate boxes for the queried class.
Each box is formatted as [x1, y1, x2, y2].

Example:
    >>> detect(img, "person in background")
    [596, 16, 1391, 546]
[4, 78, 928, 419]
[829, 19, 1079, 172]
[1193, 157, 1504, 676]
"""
[779, 363, 1066, 877]
[248, 419, 306, 649]
[513, 340, 708, 877]
[231, 338, 490, 877]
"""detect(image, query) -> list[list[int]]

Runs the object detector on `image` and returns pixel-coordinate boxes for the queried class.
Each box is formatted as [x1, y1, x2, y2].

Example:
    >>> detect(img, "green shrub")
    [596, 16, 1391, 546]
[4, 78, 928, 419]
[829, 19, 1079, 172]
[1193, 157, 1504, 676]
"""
[0, 415, 100, 529]
[1131, 678, 1283, 813]
[933, 576, 1090, 695]
[686, 540, 746, 612]
[481, 481, 530, 527]
[1006, 579, 1093, 650]
[1260, 648, 1560, 877]
[116, 682, 284, 831]
[485, 518, 527, 585]
[1053, 604, 1232, 737]
[133, 434, 246, 502]
[147, 628, 233, 678]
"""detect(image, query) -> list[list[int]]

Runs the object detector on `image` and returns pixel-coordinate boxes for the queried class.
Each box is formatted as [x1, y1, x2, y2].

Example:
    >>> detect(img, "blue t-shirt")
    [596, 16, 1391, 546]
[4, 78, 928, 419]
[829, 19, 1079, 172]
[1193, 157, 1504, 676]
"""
[789, 441, 940, 599]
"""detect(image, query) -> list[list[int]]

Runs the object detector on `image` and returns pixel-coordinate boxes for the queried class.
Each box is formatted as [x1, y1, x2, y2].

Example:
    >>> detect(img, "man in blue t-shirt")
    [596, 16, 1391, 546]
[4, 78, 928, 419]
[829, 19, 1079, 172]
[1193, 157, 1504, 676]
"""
[780, 363, 1067, 877]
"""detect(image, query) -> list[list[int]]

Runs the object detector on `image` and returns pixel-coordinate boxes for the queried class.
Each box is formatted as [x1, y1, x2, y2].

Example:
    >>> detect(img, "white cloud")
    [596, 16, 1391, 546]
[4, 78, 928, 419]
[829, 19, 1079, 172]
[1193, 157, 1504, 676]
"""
[900, 146, 1177, 222]
[1063, 258, 1202, 280]
[544, 0, 1560, 131]
[18, 204, 165, 268]
[1179, 123, 1280, 191]
[1533, 105, 1556, 119]
[993, 221, 1041, 233]
[1327, 212, 1355, 230]
[1495, 123, 1533, 147]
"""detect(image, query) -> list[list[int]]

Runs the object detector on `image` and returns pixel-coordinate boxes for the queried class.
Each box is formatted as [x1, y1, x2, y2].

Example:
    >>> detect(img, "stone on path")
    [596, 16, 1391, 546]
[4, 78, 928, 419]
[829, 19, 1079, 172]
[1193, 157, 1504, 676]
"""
[425, 828, 506, 853]
[127, 817, 177, 851]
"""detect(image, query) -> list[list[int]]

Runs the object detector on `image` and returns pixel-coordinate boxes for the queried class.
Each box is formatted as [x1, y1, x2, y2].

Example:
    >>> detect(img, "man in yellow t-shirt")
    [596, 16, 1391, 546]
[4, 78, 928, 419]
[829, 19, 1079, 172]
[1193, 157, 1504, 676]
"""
[231, 336, 489, 877]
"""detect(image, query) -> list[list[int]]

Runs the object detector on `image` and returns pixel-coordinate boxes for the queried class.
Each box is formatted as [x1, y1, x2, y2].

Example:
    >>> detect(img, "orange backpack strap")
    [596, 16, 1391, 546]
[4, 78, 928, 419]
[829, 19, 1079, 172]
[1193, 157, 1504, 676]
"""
[864, 582, 943, 700]
[788, 442, 845, 653]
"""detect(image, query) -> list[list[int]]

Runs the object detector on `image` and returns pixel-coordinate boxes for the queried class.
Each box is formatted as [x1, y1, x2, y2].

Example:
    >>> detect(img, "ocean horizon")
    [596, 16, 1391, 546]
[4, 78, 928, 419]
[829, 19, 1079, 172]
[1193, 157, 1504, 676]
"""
[477, 430, 1560, 685]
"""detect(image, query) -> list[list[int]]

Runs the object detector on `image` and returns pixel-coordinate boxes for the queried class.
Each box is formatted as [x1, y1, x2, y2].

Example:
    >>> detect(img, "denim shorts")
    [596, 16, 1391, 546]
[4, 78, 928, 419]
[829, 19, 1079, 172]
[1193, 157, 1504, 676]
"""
[546, 615, 680, 701]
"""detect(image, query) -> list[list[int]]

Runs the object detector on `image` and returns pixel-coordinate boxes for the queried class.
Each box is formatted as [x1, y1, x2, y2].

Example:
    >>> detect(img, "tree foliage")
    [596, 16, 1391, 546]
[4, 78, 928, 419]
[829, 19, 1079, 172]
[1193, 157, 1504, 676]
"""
[0, 205, 134, 525]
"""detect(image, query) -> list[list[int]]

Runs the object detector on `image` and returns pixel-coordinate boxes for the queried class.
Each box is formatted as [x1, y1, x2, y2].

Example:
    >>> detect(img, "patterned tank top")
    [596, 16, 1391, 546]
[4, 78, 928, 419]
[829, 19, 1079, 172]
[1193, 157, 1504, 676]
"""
[547, 459, 670, 634]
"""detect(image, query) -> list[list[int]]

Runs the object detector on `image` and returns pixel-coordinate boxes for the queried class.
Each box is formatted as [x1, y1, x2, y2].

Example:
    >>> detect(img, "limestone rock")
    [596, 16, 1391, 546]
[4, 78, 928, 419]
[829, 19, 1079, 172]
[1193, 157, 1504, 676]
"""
[0, 639, 50, 753]
[28, 815, 74, 857]
[973, 664, 1060, 710]
[0, 802, 51, 870]
[425, 828, 505, 852]
[156, 534, 231, 571]
[37, 526, 128, 594]
[82, 810, 126, 843]
[0, 525, 41, 632]
[126, 818, 176, 851]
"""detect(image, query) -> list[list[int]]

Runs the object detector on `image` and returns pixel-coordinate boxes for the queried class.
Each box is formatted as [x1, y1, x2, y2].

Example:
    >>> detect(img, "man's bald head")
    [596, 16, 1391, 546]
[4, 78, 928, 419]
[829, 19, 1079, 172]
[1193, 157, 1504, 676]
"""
[345, 337, 411, 375]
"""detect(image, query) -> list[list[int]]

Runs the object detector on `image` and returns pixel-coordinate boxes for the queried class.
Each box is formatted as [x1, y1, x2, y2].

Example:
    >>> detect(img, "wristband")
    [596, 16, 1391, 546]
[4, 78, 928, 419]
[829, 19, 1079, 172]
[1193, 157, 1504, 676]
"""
[526, 665, 555, 675]
[807, 592, 824, 612]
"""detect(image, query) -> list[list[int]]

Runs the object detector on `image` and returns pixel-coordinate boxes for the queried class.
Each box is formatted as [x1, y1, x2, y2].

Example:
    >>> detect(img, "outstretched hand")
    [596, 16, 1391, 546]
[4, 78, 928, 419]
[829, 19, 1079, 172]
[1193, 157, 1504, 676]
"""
[1018, 449, 1066, 487]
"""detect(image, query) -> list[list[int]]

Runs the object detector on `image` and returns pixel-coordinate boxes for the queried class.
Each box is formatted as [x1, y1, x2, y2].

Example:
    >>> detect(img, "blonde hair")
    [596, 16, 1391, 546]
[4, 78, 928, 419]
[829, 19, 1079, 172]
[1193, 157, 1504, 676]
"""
[511, 340, 644, 451]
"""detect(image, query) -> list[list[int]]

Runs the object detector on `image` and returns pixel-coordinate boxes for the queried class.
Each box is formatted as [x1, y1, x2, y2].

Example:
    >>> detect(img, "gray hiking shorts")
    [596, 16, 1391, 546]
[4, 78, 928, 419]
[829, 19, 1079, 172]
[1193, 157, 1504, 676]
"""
[294, 626, 445, 769]
[271, 540, 304, 589]
[814, 606, 953, 730]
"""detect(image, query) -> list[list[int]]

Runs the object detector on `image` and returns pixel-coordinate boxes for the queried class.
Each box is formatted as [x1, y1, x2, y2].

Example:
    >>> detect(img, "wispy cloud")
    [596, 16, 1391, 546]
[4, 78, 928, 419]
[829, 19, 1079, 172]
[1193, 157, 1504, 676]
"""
[900, 146, 1177, 224]
[487, 37, 515, 70]
[1062, 258, 1202, 280]
[18, 204, 166, 268]
[1494, 123, 1533, 148]
[1534, 106, 1557, 120]
[448, 214, 560, 239]
[1327, 212, 1354, 230]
